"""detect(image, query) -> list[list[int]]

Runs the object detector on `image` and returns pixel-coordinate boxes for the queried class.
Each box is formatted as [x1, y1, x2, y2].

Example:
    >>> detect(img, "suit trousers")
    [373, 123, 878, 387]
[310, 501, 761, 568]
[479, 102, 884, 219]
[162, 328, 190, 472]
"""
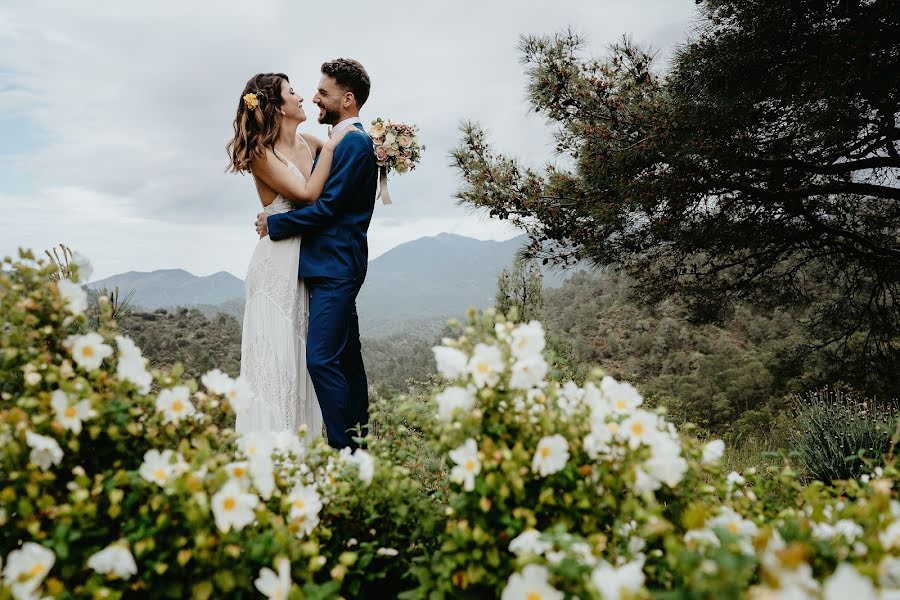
[305, 276, 368, 450]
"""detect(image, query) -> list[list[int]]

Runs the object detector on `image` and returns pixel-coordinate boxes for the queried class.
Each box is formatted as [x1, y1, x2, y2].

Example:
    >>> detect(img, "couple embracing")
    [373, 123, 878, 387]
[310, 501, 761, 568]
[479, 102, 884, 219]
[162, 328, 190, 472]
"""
[226, 58, 376, 451]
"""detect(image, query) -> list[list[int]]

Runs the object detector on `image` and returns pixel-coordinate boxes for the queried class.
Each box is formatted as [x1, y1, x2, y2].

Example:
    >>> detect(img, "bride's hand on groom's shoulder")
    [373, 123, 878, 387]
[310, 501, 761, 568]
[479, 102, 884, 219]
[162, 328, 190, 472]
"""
[324, 127, 354, 151]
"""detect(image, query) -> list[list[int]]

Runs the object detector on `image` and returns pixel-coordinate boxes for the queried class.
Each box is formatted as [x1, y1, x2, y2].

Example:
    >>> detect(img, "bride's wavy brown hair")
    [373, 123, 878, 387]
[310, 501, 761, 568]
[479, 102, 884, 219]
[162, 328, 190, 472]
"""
[226, 72, 289, 173]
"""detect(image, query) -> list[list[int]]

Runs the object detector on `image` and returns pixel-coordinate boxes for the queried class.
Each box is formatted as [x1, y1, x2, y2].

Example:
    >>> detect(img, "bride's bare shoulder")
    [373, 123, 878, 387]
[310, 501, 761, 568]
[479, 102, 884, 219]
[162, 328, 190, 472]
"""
[299, 132, 325, 154]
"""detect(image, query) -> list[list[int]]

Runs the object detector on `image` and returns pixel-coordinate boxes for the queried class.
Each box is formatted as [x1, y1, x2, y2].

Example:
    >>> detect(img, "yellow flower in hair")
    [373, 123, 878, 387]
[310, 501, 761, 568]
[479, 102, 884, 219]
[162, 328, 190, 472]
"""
[243, 93, 259, 110]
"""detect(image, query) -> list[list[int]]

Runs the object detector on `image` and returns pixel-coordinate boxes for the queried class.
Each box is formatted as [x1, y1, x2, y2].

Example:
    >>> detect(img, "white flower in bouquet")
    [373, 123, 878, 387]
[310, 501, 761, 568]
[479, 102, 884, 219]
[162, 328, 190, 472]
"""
[449, 438, 481, 492]
[287, 484, 323, 537]
[249, 455, 275, 500]
[601, 376, 643, 414]
[66, 332, 113, 371]
[139, 449, 184, 487]
[824, 563, 877, 600]
[436, 386, 476, 421]
[509, 355, 548, 391]
[501, 564, 563, 600]
[224, 461, 251, 488]
[56, 278, 87, 315]
[87, 543, 138, 579]
[880, 519, 900, 550]
[702, 439, 725, 464]
[115, 335, 152, 393]
[71, 251, 93, 282]
[2, 542, 55, 598]
[50, 389, 96, 434]
[532, 434, 569, 477]
[509, 529, 551, 557]
[345, 448, 375, 487]
[25, 431, 63, 471]
[211, 479, 259, 532]
[255, 557, 292, 600]
[510, 321, 546, 359]
[155, 386, 195, 424]
[432, 345, 468, 379]
[591, 559, 645, 600]
[467, 343, 504, 388]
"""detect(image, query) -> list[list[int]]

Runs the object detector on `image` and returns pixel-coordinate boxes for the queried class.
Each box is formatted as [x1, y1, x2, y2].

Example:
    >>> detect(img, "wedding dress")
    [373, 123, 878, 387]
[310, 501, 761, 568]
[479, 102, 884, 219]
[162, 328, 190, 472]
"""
[236, 139, 322, 439]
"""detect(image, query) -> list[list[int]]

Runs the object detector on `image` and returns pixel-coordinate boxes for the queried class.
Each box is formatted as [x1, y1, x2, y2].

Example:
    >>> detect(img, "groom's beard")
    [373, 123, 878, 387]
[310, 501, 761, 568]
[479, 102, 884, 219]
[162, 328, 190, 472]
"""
[318, 104, 342, 125]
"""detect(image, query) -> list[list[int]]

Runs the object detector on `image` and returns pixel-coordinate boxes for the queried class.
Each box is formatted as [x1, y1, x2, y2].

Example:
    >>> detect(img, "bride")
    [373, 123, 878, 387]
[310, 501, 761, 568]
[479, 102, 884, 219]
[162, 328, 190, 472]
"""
[226, 72, 351, 436]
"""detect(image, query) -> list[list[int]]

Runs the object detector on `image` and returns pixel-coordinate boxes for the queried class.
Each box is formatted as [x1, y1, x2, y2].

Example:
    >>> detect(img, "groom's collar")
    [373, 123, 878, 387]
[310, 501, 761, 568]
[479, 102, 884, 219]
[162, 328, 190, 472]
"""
[332, 116, 362, 136]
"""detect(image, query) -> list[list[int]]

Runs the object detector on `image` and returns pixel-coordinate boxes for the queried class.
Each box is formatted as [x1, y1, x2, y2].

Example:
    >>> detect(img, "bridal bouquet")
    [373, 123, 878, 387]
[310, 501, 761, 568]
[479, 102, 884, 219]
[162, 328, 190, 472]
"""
[369, 118, 423, 205]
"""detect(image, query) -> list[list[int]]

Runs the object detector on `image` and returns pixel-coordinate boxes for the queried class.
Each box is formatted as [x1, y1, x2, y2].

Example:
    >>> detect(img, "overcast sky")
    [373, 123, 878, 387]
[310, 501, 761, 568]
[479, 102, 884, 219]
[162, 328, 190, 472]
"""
[0, 0, 697, 280]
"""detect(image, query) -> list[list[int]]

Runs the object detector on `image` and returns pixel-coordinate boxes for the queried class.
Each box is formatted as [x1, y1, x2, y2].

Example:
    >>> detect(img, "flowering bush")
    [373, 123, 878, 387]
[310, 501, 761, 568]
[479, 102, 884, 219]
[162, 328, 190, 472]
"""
[0, 250, 433, 599]
[411, 309, 900, 599]
[2, 249, 899, 599]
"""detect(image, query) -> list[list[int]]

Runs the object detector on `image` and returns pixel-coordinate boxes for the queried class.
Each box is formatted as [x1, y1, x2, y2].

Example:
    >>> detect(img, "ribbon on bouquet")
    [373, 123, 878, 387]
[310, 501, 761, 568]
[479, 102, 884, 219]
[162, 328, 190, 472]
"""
[377, 166, 393, 205]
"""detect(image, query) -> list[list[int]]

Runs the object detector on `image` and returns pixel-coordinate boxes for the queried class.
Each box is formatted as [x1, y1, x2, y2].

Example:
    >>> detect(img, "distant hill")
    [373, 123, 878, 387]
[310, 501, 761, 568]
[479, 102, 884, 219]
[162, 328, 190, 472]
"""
[88, 269, 244, 309]
[89, 234, 581, 337]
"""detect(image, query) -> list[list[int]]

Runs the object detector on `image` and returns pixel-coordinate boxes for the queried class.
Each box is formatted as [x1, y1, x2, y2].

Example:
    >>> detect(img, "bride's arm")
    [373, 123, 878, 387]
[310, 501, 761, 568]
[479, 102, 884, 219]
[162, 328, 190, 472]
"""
[249, 128, 352, 205]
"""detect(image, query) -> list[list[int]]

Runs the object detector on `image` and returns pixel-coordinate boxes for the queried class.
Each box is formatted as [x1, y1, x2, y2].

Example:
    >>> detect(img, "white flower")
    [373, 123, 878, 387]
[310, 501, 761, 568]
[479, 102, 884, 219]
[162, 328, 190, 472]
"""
[726, 471, 746, 490]
[271, 431, 304, 457]
[346, 448, 375, 487]
[880, 520, 900, 551]
[702, 439, 725, 464]
[531, 434, 569, 477]
[155, 386, 195, 424]
[708, 507, 759, 554]
[467, 343, 504, 388]
[632, 467, 661, 494]
[509, 321, 546, 359]
[601, 376, 643, 414]
[591, 559, 645, 600]
[2, 542, 55, 599]
[823, 563, 877, 600]
[286, 484, 322, 537]
[432, 346, 468, 379]
[211, 479, 259, 532]
[57, 278, 87, 315]
[237, 431, 274, 462]
[509, 529, 551, 556]
[509, 355, 548, 390]
[87, 543, 137, 579]
[224, 376, 253, 414]
[66, 332, 113, 371]
[71, 251, 93, 282]
[556, 381, 585, 416]
[620, 409, 660, 449]
[685, 528, 720, 547]
[25, 431, 63, 471]
[201, 368, 233, 394]
[644, 434, 688, 488]
[255, 557, 291, 600]
[139, 449, 184, 487]
[224, 461, 251, 487]
[814, 520, 863, 543]
[436, 386, 475, 421]
[501, 564, 563, 600]
[249, 455, 275, 500]
[50, 389, 96, 434]
[24, 370, 41, 387]
[449, 438, 481, 491]
[115, 335, 152, 393]
[583, 421, 616, 459]
[879, 555, 900, 590]
[376, 547, 399, 557]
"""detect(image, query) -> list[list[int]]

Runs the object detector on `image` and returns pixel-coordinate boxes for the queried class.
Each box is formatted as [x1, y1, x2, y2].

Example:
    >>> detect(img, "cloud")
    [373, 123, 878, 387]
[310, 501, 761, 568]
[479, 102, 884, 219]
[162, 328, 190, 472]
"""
[0, 0, 697, 277]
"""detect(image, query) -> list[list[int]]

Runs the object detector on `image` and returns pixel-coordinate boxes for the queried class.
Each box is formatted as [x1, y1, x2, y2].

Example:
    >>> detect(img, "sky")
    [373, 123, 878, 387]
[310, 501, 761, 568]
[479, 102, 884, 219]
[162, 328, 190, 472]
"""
[0, 0, 698, 281]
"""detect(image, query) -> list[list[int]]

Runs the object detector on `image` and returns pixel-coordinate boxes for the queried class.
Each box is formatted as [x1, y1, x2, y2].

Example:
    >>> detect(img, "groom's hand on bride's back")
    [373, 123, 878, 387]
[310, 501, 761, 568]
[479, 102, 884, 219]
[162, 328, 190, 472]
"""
[255, 212, 269, 238]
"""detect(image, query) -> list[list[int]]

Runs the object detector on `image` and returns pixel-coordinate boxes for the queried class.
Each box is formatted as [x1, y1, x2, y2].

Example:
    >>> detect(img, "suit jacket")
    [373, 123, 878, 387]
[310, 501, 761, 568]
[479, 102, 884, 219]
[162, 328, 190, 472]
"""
[267, 123, 377, 280]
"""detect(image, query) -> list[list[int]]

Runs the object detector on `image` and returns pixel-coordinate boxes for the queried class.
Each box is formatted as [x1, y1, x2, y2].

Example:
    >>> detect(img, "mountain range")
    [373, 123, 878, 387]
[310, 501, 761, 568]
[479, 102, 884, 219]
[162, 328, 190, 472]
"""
[88, 233, 577, 336]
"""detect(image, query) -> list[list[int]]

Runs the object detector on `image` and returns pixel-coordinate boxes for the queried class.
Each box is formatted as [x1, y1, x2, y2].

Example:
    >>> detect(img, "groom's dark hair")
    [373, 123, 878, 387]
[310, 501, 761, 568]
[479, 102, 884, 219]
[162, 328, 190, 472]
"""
[321, 58, 370, 108]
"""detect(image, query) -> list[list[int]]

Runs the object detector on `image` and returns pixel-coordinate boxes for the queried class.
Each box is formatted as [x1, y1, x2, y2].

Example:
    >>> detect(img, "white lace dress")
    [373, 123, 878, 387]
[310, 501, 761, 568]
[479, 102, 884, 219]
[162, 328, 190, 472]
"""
[236, 148, 322, 439]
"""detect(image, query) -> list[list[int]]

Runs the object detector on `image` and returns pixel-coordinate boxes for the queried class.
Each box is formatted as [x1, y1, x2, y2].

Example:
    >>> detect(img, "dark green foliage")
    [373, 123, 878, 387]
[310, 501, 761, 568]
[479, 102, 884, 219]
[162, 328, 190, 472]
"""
[793, 388, 899, 482]
[453, 0, 900, 397]
[496, 255, 544, 323]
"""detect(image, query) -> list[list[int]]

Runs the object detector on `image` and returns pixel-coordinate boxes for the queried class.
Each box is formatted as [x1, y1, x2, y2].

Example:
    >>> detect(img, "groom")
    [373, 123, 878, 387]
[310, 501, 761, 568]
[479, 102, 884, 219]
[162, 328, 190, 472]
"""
[255, 58, 377, 450]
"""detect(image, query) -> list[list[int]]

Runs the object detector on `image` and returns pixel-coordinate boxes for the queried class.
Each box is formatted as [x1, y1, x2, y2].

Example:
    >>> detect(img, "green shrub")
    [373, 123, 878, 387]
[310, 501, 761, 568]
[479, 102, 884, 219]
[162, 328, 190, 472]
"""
[793, 388, 899, 482]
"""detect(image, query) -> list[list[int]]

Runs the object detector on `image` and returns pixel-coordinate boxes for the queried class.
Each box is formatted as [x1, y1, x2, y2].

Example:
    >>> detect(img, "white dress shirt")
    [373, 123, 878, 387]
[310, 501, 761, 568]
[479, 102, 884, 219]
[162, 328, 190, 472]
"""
[332, 116, 362, 136]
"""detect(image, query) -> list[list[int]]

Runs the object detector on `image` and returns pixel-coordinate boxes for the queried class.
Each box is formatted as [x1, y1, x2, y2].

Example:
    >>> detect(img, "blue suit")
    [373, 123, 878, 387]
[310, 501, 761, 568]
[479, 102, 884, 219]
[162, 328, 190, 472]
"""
[267, 123, 376, 450]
